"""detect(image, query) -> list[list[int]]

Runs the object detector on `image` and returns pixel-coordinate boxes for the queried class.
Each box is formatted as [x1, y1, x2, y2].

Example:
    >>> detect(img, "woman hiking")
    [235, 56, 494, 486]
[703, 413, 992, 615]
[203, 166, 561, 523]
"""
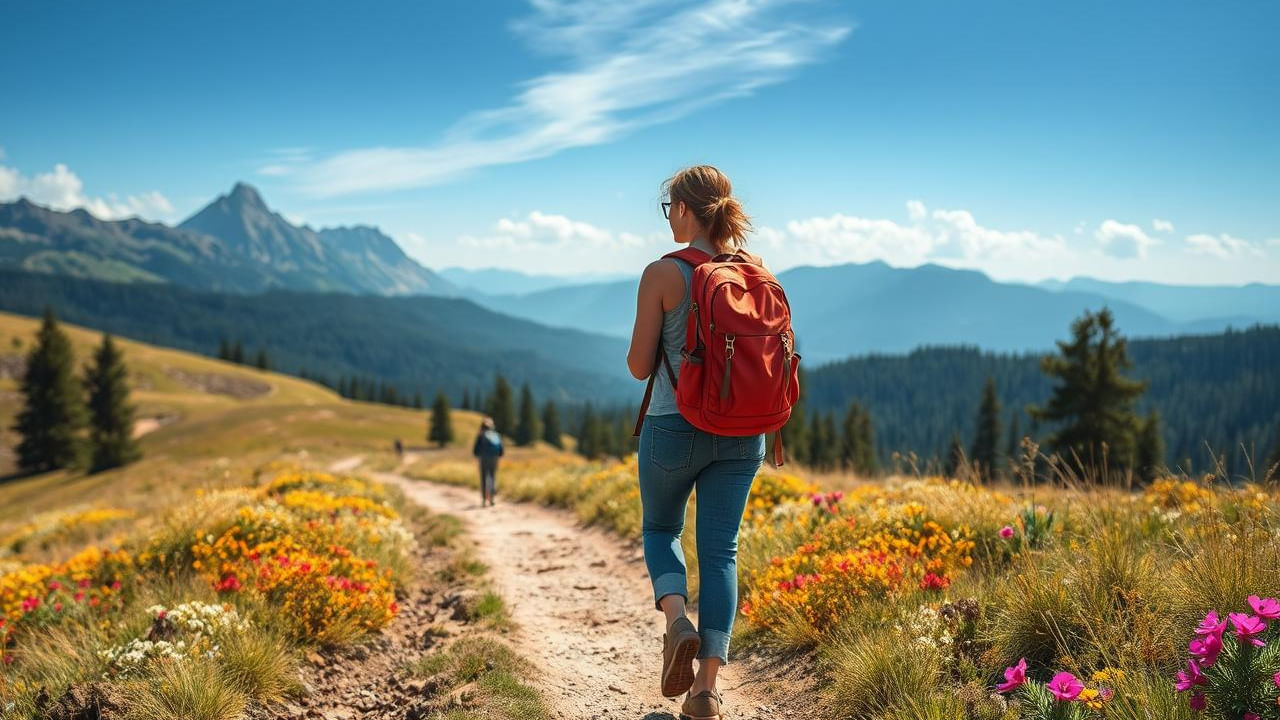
[471, 417, 503, 507]
[627, 165, 791, 720]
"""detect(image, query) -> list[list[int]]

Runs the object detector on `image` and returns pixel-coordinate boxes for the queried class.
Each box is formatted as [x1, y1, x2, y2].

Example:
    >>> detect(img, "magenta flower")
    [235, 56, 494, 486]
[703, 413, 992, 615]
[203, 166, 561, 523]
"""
[810, 493, 823, 506]
[1047, 672, 1084, 701]
[1195, 611, 1226, 636]
[1244, 713, 1259, 720]
[1274, 670, 1280, 688]
[1174, 659, 1206, 692]
[999, 525, 1015, 539]
[1189, 632, 1224, 666]
[1228, 612, 1267, 647]
[1188, 692, 1206, 710]
[996, 658, 1027, 693]
[1248, 595, 1280, 619]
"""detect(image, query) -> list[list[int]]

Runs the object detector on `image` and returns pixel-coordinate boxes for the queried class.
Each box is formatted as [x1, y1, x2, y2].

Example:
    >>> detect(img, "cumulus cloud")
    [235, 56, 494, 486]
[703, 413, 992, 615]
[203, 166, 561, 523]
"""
[286, 0, 849, 196]
[1094, 219, 1159, 259]
[1152, 218, 1175, 233]
[1185, 233, 1265, 259]
[0, 160, 174, 221]
[462, 211, 651, 251]
[756, 201, 1065, 269]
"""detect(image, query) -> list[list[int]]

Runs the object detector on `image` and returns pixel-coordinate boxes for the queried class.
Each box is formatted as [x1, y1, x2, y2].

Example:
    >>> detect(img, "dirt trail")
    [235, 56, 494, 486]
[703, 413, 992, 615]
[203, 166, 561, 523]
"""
[372, 466, 783, 720]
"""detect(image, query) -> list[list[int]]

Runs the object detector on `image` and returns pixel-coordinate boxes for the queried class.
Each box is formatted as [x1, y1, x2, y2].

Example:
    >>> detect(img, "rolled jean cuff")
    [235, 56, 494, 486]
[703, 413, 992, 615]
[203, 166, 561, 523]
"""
[652, 572, 687, 611]
[697, 628, 731, 664]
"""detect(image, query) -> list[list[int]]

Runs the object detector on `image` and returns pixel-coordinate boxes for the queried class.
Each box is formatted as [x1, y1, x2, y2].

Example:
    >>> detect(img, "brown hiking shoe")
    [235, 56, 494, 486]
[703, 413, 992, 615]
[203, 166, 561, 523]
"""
[680, 689, 722, 720]
[661, 616, 701, 697]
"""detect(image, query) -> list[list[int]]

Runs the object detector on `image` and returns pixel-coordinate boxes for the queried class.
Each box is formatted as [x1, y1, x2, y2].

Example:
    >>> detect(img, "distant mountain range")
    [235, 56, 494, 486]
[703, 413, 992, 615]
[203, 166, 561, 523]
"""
[469, 261, 1278, 362]
[0, 270, 634, 404]
[0, 183, 456, 296]
[2, 186, 1274, 361]
[440, 267, 632, 296]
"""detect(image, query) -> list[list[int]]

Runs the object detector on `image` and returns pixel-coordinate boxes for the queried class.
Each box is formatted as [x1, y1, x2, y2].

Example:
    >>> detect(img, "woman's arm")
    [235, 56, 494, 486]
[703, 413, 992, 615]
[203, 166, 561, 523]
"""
[626, 259, 682, 380]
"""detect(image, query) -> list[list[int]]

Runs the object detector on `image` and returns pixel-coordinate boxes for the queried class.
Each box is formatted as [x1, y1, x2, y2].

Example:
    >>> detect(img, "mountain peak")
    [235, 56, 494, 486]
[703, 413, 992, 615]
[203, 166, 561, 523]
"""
[226, 182, 266, 210]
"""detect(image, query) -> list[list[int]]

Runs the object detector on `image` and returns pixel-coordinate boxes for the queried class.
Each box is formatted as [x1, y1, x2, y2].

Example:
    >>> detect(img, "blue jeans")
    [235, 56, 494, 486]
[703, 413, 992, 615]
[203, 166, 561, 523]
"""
[638, 412, 764, 664]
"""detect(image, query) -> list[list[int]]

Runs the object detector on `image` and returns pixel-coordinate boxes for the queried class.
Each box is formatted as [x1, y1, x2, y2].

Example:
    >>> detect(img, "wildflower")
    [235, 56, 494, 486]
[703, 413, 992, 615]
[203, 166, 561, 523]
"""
[1188, 692, 1206, 711]
[1248, 595, 1280, 619]
[996, 658, 1027, 693]
[810, 493, 823, 507]
[1195, 611, 1226, 636]
[1244, 713, 1259, 720]
[1189, 632, 1223, 666]
[1228, 613, 1267, 647]
[1047, 672, 1084, 701]
[1274, 670, 1280, 688]
[999, 525, 1014, 539]
[1175, 660, 1206, 692]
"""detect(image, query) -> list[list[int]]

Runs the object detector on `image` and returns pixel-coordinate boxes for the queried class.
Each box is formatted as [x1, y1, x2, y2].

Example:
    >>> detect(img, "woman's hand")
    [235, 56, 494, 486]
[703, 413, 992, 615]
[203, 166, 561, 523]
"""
[626, 259, 684, 380]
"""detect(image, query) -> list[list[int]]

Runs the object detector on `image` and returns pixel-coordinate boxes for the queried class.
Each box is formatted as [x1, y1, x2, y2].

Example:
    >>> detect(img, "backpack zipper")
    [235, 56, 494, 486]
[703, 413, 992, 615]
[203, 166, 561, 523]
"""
[720, 333, 735, 400]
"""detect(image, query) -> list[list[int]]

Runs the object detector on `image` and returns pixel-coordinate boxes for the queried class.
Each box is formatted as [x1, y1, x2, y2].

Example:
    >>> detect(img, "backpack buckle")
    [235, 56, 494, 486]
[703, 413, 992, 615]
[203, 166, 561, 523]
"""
[725, 334, 735, 359]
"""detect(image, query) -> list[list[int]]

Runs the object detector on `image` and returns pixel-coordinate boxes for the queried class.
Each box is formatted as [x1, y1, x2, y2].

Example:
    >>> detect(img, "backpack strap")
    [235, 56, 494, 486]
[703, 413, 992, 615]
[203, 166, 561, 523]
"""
[633, 344, 678, 437]
[632, 248, 709, 437]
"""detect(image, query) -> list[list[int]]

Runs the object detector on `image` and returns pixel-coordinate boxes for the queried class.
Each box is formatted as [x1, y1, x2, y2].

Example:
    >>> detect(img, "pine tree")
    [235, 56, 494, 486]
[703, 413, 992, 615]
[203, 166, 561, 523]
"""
[254, 348, 271, 370]
[515, 383, 539, 447]
[944, 435, 965, 478]
[83, 334, 141, 472]
[807, 409, 825, 471]
[840, 401, 861, 473]
[1267, 423, 1280, 480]
[428, 392, 454, 448]
[578, 404, 602, 460]
[970, 377, 1001, 482]
[1134, 410, 1164, 484]
[218, 337, 231, 361]
[1029, 308, 1148, 476]
[487, 375, 515, 436]
[412, 392, 424, 410]
[461, 389, 471, 411]
[783, 366, 811, 466]
[230, 340, 244, 364]
[14, 308, 85, 472]
[542, 400, 564, 448]
[1005, 411, 1022, 476]
[854, 405, 876, 475]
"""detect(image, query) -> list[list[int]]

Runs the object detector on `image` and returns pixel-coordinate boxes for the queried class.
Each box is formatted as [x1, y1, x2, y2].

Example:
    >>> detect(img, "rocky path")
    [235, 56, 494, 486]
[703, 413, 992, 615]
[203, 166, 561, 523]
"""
[374, 469, 783, 720]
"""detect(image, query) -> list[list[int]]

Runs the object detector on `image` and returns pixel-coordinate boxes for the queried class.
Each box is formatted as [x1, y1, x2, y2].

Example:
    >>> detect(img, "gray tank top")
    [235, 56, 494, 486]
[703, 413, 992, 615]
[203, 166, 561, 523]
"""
[646, 257, 695, 416]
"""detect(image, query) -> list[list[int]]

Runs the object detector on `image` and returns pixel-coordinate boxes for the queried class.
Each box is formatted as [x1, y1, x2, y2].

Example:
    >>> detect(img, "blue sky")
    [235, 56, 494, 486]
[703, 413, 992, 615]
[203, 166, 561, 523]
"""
[2, 0, 1277, 283]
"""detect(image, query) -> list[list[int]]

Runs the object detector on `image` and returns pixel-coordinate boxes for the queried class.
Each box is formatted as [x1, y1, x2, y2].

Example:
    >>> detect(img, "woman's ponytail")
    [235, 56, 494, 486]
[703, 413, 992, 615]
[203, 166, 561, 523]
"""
[663, 165, 753, 252]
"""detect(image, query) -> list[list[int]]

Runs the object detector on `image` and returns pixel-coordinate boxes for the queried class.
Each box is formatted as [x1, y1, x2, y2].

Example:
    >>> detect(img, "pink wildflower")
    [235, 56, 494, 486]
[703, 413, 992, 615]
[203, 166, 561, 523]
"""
[996, 658, 1027, 693]
[999, 526, 1015, 539]
[1274, 670, 1280, 688]
[1195, 611, 1226, 636]
[1247, 595, 1280, 619]
[1175, 660, 1206, 692]
[1244, 713, 1259, 720]
[1189, 632, 1224, 666]
[1228, 613, 1267, 647]
[1188, 692, 1206, 711]
[810, 493, 823, 507]
[1047, 672, 1084, 701]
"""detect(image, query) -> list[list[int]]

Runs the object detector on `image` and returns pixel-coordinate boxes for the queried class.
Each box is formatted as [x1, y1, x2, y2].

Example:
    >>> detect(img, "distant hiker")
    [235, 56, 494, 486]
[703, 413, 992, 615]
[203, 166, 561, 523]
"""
[627, 165, 798, 719]
[393, 438, 403, 458]
[472, 417, 504, 507]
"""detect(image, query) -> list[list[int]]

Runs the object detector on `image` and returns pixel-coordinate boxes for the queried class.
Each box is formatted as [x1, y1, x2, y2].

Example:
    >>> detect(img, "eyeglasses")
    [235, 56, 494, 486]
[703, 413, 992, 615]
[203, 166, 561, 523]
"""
[661, 201, 672, 219]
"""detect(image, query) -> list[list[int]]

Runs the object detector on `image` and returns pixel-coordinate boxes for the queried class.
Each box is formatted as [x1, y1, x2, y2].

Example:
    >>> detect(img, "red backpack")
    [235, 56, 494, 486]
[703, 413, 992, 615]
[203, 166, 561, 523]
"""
[634, 247, 800, 466]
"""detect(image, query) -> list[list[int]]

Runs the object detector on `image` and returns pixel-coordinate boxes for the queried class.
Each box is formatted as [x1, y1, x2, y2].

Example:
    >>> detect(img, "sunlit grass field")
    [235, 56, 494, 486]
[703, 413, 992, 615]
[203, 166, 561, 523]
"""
[413, 451, 1280, 719]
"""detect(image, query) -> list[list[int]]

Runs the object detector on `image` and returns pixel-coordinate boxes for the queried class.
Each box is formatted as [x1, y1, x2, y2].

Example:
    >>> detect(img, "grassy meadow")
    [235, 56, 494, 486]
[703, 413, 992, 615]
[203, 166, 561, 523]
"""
[410, 449, 1280, 719]
[0, 311, 552, 720]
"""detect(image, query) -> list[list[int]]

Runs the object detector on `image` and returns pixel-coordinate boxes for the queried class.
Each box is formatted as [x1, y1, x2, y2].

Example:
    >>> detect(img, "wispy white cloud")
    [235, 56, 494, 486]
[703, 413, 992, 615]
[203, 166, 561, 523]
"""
[1095, 219, 1159, 259]
[1152, 218, 1174, 233]
[1185, 233, 1265, 259]
[283, 0, 849, 196]
[0, 160, 174, 221]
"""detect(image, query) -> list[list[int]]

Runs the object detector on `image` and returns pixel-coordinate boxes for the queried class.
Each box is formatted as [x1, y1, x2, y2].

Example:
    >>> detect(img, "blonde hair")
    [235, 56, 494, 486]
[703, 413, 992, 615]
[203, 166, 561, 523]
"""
[662, 165, 753, 252]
